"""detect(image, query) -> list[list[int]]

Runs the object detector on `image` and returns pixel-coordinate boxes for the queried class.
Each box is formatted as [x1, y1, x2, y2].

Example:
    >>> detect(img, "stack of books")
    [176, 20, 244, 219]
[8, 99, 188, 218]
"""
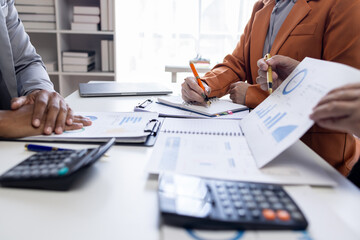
[71, 6, 100, 31]
[101, 40, 114, 72]
[62, 51, 95, 72]
[15, 0, 56, 30]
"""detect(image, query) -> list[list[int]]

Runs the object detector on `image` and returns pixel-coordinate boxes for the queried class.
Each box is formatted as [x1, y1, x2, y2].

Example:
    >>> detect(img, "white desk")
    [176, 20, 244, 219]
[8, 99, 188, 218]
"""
[0, 92, 359, 240]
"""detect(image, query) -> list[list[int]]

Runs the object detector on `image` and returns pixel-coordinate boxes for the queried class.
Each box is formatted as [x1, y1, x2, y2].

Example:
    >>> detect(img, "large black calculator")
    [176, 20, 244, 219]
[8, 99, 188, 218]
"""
[0, 138, 115, 191]
[158, 173, 308, 230]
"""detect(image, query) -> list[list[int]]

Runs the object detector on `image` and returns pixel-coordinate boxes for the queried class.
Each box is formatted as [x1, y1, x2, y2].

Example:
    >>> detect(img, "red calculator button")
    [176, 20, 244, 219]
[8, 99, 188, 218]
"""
[277, 210, 291, 221]
[262, 209, 276, 220]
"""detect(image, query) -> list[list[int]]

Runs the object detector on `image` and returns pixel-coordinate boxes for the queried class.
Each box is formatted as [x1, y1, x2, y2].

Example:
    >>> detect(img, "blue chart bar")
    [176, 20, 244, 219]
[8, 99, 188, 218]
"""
[266, 112, 287, 129]
[119, 116, 143, 126]
[256, 105, 277, 119]
[272, 125, 297, 142]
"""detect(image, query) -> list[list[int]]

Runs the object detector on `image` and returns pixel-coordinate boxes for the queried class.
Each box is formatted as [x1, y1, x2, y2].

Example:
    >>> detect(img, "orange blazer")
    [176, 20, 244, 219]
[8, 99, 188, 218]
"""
[202, 0, 360, 176]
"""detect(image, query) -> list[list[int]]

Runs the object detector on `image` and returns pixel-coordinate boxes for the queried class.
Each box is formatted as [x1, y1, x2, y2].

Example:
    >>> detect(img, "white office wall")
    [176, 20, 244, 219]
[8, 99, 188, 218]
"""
[115, 0, 258, 83]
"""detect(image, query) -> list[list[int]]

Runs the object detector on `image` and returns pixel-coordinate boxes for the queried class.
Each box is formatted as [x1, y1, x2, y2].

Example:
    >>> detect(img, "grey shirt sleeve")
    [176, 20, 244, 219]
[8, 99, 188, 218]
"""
[6, 0, 54, 96]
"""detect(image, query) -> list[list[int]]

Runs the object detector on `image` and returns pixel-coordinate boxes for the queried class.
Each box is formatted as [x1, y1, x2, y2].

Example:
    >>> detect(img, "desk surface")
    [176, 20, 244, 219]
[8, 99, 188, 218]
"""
[0, 91, 359, 240]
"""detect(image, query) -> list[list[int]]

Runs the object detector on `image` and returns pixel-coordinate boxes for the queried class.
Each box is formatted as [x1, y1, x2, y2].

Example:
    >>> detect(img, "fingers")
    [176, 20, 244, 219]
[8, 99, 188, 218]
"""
[32, 91, 68, 135]
[315, 118, 349, 133]
[64, 122, 84, 131]
[10, 96, 28, 110]
[66, 105, 74, 125]
[32, 91, 49, 128]
[181, 77, 208, 103]
[315, 89, 360, 108]
[310, 100, 354, 121]
[73, 115, 92, 126]
[54, 101, 68, 134]
[228, 82, 248, 104]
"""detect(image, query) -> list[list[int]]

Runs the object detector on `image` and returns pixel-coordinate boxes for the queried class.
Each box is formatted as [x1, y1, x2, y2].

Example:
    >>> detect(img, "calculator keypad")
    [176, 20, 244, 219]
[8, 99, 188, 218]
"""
[1, 150, 88, 180]
[212, 180, 305, 224]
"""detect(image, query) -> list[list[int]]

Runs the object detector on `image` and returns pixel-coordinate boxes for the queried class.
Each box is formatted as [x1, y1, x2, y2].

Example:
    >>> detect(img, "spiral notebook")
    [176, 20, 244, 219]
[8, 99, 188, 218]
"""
[157, 96, 248, 117]
[147, 118, 335, 186]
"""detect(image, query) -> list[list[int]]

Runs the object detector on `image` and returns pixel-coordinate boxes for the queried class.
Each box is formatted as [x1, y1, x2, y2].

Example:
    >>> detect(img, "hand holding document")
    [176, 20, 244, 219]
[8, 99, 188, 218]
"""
[241, 57, 360, 168]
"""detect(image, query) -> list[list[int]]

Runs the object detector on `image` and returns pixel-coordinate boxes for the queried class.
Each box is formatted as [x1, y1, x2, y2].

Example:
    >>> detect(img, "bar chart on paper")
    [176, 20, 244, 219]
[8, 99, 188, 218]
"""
[255, 105, 298, 143]
[241, 58, 360, 168]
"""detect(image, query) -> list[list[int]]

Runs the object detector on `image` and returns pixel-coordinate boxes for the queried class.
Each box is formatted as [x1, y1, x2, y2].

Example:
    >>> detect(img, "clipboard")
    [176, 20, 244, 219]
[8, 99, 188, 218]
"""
[135, 99, 249, 119]
[121, 118, 163, 147]
[14, 112, 162, 147]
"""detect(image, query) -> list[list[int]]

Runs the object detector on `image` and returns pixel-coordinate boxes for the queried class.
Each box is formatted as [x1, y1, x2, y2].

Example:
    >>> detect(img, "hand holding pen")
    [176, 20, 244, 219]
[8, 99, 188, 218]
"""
[256, 55, 300, 93]
[181, 62, 211, 106]
[264, 54, 273, 94]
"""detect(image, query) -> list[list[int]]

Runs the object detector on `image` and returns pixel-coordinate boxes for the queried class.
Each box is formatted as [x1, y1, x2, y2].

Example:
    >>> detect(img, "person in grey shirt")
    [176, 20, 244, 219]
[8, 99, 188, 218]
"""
[0, 0, 91, 138]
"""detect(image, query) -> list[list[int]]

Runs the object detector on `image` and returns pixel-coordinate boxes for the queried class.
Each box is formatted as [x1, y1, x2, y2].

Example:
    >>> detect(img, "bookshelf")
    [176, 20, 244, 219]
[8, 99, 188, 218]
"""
[15, 0, 116, 97]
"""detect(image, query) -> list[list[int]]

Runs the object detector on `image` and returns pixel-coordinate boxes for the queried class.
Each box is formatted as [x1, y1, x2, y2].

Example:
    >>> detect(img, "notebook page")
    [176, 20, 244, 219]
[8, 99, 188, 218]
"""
[160, 118, 243, 136]
[157, 96, 248, 116]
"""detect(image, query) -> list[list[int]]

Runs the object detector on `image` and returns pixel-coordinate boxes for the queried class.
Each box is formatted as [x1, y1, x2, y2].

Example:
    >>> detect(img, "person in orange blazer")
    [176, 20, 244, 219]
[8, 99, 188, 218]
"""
[181, 0, 360, 176]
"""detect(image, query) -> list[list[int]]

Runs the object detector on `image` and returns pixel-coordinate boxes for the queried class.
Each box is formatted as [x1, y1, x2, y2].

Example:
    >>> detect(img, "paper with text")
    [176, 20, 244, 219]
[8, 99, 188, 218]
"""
[21, 112, 158, 143]
[241, 58, 360, 168]
[147, 118, 336, 186]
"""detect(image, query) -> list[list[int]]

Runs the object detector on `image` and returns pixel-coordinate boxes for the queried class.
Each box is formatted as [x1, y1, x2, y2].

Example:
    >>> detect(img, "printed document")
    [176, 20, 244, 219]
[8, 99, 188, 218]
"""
[147, 58, 360, 185]
[241, 58, 360, 168]
[147, 118, 336, 186]
[21, 112, 159, 143]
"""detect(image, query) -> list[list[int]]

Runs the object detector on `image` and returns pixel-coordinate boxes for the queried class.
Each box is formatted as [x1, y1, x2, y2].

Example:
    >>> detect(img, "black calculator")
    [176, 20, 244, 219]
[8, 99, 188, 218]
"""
[158, 173, 308, 230]
[0, 138, 115, 191]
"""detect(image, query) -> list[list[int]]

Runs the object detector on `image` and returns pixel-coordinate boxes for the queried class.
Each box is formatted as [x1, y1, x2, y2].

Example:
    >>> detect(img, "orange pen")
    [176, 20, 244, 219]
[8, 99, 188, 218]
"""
[189, 62, 210, 105]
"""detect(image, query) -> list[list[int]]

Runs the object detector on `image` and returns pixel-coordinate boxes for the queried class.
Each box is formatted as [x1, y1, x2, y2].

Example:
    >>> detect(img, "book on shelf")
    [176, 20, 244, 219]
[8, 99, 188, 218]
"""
[108, 40, 114, 72]
[101, 40, 109, 72]
[63, 51, 95, 58]
[62, 56, 95, 65]
[100, 0, 108, 31]
[108, 0, 114, 31]
[73, 15, 100, 24]
[100, 39, 114, 72]
[63, 63, 95, 72]
[71, 22, 99, 31]
[16, 5, 55, 14]
[23, 21, 56, 30]
[15, 0, 54, 6]
[44, 61, 57, 72]
[73, 6, 100, 15]
[19, 14, 55, 22]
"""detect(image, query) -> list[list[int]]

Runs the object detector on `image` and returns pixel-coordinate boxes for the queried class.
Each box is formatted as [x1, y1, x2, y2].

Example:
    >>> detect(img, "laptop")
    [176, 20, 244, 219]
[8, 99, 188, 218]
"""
[79, 82, 173, 97]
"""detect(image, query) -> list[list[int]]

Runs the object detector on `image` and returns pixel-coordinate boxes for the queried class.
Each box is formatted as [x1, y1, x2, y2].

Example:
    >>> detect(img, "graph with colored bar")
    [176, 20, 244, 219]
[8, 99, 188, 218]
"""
[255, 105, 298, 143]
[119, 116, 142, 126]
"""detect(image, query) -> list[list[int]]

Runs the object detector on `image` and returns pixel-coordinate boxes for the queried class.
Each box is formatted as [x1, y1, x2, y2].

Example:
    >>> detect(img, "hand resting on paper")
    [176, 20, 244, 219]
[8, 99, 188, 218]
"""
[0, 104, 92, 138]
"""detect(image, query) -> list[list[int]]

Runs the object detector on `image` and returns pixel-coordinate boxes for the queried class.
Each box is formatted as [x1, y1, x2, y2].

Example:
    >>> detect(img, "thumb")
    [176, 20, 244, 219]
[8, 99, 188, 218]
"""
[11, 96, 28, 110]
